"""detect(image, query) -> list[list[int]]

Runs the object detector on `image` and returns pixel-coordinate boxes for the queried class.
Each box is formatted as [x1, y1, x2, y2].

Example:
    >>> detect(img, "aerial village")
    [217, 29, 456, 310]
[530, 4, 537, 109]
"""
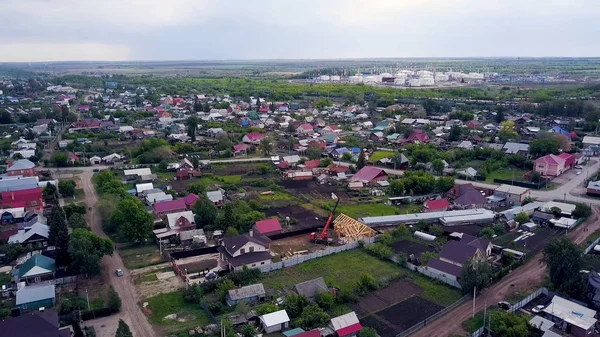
[1, 77, 600, 337]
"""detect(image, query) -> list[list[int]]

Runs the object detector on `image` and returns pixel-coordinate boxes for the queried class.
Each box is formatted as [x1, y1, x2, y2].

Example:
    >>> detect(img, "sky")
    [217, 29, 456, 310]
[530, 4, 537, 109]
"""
[1, 0, 599, 62]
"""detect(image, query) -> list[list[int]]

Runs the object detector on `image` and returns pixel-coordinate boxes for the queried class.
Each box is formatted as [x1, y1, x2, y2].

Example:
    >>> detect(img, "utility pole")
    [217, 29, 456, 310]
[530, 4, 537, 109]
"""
[472, 285, 476, 318]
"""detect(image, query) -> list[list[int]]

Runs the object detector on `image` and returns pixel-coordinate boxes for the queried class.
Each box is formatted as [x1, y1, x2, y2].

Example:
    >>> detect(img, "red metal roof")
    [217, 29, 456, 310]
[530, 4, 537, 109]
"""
[351, 167, 387, 183]
[153, 199, 187, 213]
[244, 133, 265, 141]
[183, 193, 199, 206]
[1, 188, 42, 201]
[255, 218, 282, 234]
[337, 323, 362, 337]
[294, 330, 321, 337]
[304, 160, 321, 170]
[425, 198, 449, 211]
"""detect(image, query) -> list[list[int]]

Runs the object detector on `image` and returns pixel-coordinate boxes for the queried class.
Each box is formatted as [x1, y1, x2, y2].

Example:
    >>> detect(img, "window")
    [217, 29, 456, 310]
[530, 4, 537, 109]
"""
[240, 248, 245, 254]
[249, 246, 254, 252]
[251, 264, 256, 267]
[261, 262, 265, 265]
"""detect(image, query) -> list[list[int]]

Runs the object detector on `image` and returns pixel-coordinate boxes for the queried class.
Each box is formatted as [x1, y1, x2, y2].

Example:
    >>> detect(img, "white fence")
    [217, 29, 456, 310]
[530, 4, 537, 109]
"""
[258, 237, 376, 273]
[405, 262, 461, 288]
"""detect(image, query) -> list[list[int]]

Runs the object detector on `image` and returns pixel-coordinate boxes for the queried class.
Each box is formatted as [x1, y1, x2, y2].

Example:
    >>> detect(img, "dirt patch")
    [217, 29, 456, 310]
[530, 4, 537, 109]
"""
[136, 270, 184, 298]
[364, 296, 443, 337]
[390, 240, 435, 258]
[265, 205, 327, 229]
[279, 180, 350, 199]
[270, 233, 333, 257]
[353, 280, 424, 317]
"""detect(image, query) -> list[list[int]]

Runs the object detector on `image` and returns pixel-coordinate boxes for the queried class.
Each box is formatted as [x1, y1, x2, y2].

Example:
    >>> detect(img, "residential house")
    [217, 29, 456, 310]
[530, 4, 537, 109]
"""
[1, 188, 44, 210]
[136, 183, 154, 195]
[153, 199, 187, 218]
[218, 231, 272, 270]
[124, 168, 152, 180]
[457, 141, 474, 150]
[302, 160, 321, 171]
[503, 142, 529, 155]
[102, 153, 123, 163]
[89, 156, 101, 165]
[242, 132, 266, 145]
[0, 311, 71, 337]
[456, 167, 478, 180]
[166, 211, 196, 234]
[233, 144, 250, 156]
[349, 167, 388, 186]
[329, 312, 363, 337]
[294, 277, 328, 301]
[449, 184, 487, 208]
[322, 125, 341, 134]
[296, 123, 314, 135]
[183, 193, 200, 208]
[146, 192, 173, 205]
[583, 136, 600, 156]
[260, 310, 290, 334]
[493, 184, 531, 205]
[7, 159, 36, 177]
[406, 129, 430, 143]
[534, 155, 566, 177]
[207, 190, 224, 207]
[557, 152, 575, 168]
[466, 120, 481, 129]
[226, 283, 266, 306]
[176, 168, 201, 180]
[427, 234, 490, 279]
[254, 218, 283, 236]
[16, 284, 56, 311]
[543, 295, 597, 337]
[14, 254, 56, 284]
[424, 199, 450, 212]
[8, 222, 49, 247]
[179, 229, 206, 245]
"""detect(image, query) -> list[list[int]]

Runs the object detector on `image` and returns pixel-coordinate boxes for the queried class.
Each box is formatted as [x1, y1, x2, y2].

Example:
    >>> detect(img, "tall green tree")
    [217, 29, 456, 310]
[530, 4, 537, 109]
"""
[68, 213, 88, 230]
[448, 125, 462, 142]
[115, 319, 133, 337]
[259, 137, 273, 156]
[459, 259, 493, 294]
[193, 196, 218, 229]
[186, 116, 199, 141]
[69, 228, 113, 275]
[111, 196, 154, 243]
[58, 180, 77, 197]
[543, 236, 587, 299]
[432, 159, 445, 176]
[49, 206, 70, 261]
[356, 149, 366, 169]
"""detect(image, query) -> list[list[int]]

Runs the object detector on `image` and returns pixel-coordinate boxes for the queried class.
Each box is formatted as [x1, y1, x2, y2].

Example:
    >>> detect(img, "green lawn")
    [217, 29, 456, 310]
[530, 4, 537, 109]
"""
[409, 274, 463, 307]
[258, 191, 299, 202]
[462, 160, 486, 169]
[261, 250, 402, 293]
[90, 298, 105, 310]
[461, 307, 500, 333]
[145, 291, 210, 334]
[156, 171, 176, 182]
[580, 228, 600, 248]
[485, 169, 526, 183]
[118, 244, 163, 270]
[369, 151, 395, 162]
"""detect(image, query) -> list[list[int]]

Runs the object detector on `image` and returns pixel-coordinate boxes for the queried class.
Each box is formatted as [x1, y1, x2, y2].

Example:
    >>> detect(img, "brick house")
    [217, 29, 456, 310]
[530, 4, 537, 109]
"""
[7, 159, 36, 177]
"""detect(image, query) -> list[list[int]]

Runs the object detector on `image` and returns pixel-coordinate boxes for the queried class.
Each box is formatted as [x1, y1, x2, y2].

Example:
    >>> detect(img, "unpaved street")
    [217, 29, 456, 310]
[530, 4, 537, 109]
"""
[416, 207, 600, 337]
[79, 170, 158, 337]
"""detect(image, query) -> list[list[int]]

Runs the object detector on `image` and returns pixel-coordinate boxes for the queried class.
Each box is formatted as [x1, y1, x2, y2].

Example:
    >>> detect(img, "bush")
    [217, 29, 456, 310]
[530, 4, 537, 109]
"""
[216, 279, 236, 302]
[256, 303, 280, 315]
[184, 284, 203, 304]
[357, 272, 378, 294]
[363, 243, 394, 260]
[315, 291, 335, 310]
[573, 203, 592, 219]
[108, 286, 121, 313]
[208, 301, 224, 314]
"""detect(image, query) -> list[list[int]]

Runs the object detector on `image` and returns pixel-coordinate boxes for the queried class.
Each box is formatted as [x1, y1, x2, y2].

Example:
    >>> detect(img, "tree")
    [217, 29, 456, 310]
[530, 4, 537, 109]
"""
[543, 236, 587, 299]
[187, 181, 206, 195]
[531, 171, 542, 183]
[68, 213, 88, 230]
[495, 109, 505, 124]
[356, 149, 366, 169]
[295, 303, 330, 330]
[242, 324, 255, 337]
[529, 138, 560, 157]
[58, 180, 77, 197]
[193, 196, 217, 228]
[53, 152, 68, 167]
[550, 207, 562, 218]
[269, 102, 276, 112]
[111, 196, 154, 243]
[319, 158, 332, 167]
[514, 212, 530, 224]
[357, 272, 378, 293]
[108, 286, 121, 312]
[341, 152, 353, 161]
[479, 227, 495, 240]
[358, 327, 379, 337]
[49, 205, 70, 261]
[225, 226, 239, 237]
[43, 182, 58, 199]
[388, 180, 404, 196]
[69, 228, 114, 275]
[307, 147, 322, 160]
[256, 303, 279, 315]
[259, 137, 273, 156]
[432, 159, 444, 176]
[282, 294, 308, 318]
[448, 125, 462, 142]
[0, 109, 14, 124]
[572, 203, 592, 219]
[435, 176, 455, 192]
[315, 291, 335, 310]
[490, 311, 538, 337]
[498, 121, 519, 141]
[220, 203, 238, 230]
[216, 279, 236, 301]
[186, 116, 198, 141]
[115, 319, 132, 337]
[459, 259, 493, 294]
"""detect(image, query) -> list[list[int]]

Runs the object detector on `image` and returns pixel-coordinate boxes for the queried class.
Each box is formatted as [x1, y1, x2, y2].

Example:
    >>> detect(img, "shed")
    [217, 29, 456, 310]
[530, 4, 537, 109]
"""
[260, 309, 290, 333]
[254, 218, 283, 236]
[226, 283, 266, 306]
[16, 284, 55, 310]
[521, 222, 537, 231]
[329, 311, 362, 337]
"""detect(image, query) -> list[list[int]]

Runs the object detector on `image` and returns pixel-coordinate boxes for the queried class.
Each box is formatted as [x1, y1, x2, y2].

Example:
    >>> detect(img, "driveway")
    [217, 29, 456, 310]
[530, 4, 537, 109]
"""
[79, 170, 158, 337]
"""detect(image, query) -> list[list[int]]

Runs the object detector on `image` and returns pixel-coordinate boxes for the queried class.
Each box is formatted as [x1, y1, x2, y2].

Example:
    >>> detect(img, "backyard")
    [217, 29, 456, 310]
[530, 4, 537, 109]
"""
[369, 151, 395, 163]
[118, 244, 163, 270]
[144, 290, 211, 335]
[485, 168, 526, 183]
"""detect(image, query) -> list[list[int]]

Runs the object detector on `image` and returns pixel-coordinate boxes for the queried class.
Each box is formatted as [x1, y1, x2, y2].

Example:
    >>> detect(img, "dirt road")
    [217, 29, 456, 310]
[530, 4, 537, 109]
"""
[80, 170, 158, 337]
[415, 207, 600, 337]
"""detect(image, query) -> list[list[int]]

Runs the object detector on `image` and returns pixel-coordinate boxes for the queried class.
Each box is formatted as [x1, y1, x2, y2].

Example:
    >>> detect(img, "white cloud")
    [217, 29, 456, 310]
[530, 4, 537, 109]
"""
[0, 43, 131, 62]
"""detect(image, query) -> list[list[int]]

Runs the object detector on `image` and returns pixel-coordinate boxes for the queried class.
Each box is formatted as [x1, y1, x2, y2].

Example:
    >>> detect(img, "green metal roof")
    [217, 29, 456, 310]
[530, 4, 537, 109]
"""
[18, 254, 56, 278]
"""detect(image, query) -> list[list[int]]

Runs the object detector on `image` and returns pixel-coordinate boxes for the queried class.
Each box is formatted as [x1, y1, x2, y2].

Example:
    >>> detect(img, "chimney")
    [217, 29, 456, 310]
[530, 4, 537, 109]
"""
[249, 229, 254, 237]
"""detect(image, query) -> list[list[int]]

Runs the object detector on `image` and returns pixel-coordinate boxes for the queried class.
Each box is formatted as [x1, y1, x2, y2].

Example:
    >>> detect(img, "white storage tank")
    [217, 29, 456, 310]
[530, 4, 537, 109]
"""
[414, 231, 436, 241]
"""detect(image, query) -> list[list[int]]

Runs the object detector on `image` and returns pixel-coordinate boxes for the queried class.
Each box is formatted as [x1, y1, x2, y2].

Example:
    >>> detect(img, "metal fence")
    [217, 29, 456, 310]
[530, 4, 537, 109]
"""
[405, 262, 461, 289]
[258, 237, 376, 273]
[396, 294, 472, 337]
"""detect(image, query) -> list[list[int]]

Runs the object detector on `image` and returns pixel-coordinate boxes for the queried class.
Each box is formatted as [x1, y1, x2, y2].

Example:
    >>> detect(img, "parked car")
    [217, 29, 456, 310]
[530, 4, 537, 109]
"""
[498, 301, 511, 310]
[576, 171, 582, 175]
[115, 269, 124, 277]
[574, 165, 583, 169]
[532, 305, 545, 313]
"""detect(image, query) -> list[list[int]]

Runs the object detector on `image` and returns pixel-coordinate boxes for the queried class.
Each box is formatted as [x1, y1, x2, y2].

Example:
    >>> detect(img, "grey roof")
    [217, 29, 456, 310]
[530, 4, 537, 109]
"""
[228, 283, 266, 301]
[0, 177, 39, 192]
[7, 159, 35, 171]
[454, 184, 487, 206]
[179, 229, 205, 241]
[218, 246, 272, 267]
[0, 311, 65, 337]
[503, 142, 529, 154]
[439, 240, 478, 265]
[16, 284, 55, 305]
[206, 190, 223, 203]
[360, 208, 495, 226]
[9, 223, 49, 244]
[532, 210, 556, 221]
[221, 233, 271, 255]
[427, 258, 462, 277]
[294, 277, 328, 298]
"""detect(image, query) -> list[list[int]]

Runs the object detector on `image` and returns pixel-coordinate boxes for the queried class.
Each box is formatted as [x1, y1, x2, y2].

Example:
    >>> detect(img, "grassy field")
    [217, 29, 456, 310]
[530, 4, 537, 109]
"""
[119, 244, 163, 270]
[369, 151, 395, 162]
[485, 169, 526, 183]
[258, 191, 299, 202]
[409, 274, 463, 307]
[145, 291, 210, 334]
[261, 250, 402, 292]
[461, 307, 500, 333]
[580, 228, 600, 248]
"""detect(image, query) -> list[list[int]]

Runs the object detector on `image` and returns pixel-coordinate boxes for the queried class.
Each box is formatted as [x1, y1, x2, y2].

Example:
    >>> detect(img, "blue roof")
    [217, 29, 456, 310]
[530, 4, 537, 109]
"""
[241, 120, 249, 126]
[335, 147, 350, 155]
[283, 328, 305, 337]
[351, 147, 361, 154]
[126, 189, 137, 194]
[550, 126, 570, 136]
[16, 284, 55, 305]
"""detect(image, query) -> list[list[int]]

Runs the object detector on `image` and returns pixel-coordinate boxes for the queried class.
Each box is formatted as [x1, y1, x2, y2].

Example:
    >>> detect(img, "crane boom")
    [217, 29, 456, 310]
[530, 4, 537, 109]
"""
[320, 198, 340, 239]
